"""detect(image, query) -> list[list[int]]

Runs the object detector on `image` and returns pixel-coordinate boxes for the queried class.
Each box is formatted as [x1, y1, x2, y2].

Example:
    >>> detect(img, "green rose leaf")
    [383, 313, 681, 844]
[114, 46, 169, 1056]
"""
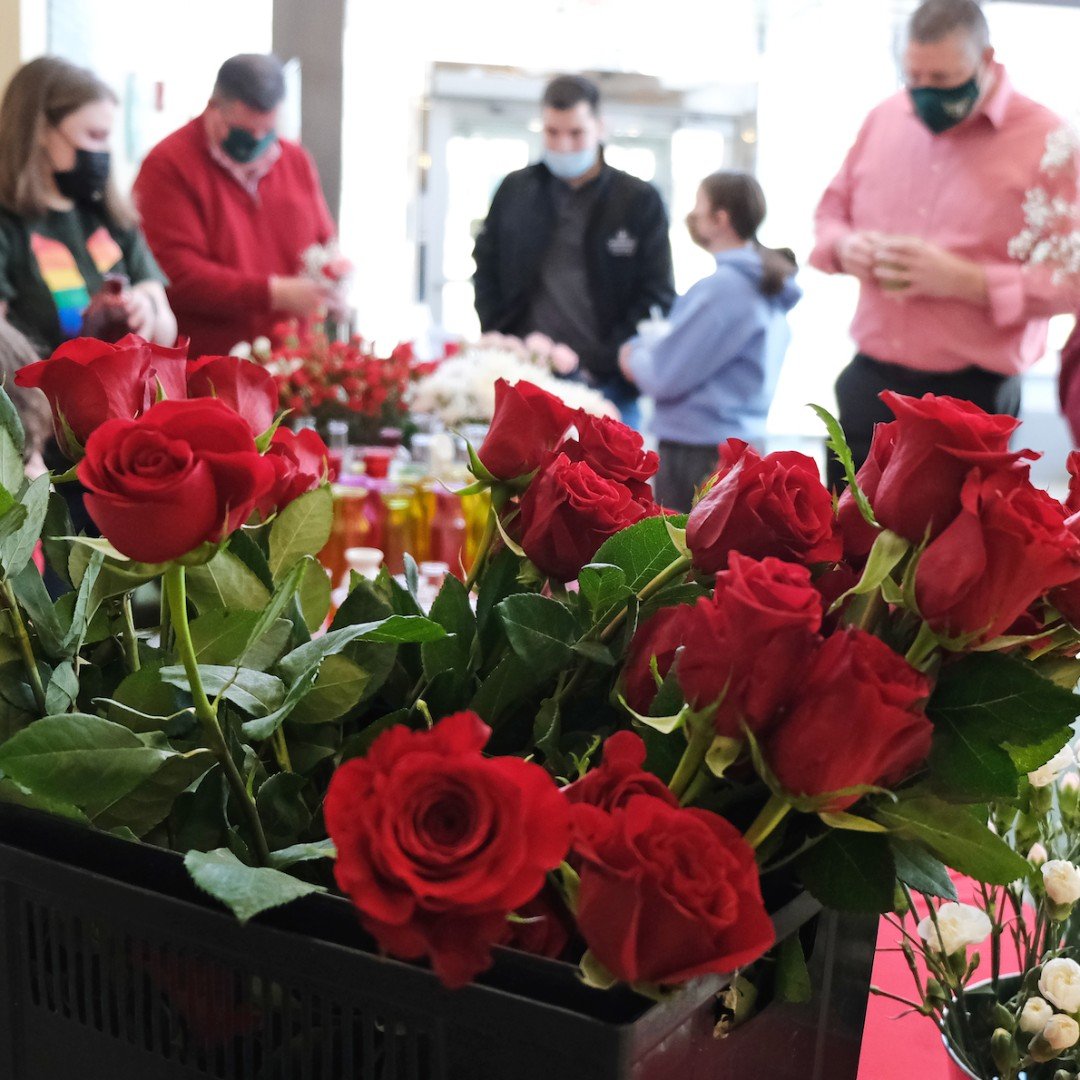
[184, 848, 325, 924]
[0, 714, 176, 816]
[496, 593, 581, 679]
[874, 794, 1029, 885]
[796, 829, 896, 913]
[268, 487, 334, 581]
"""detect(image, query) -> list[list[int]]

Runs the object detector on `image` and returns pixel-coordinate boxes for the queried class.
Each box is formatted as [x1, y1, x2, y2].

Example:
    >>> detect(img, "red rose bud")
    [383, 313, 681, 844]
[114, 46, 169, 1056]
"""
[324, 711, 571, 989]
[623, 605, 698, 715]
[186, 355, 278, 437]
[572, 796, 775, 984]
[851, 392, 1035, 546]
[836, 421, 896, 560]
[915, 468, 1080, 643]
[564, 731, 678, 812]
[504, 886, 574, 960]
[686, 440, 840, 574]
[678, 554, 823, 738]
[78, 398, 276, 563]
[1066, 450, 1080, 515]
[15, 336, 154, 458]
[117, 333, 190, 401]
[558, 411, 659, 500]
[476, 379, 573, 480]
[256, 427, 329, 517]
[765, 629, 932, 811]
[518, 453, 651, 581]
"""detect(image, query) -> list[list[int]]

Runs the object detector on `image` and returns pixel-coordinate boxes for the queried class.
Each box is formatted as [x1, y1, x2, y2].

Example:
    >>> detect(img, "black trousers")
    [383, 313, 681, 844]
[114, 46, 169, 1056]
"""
[827, 353, 1022, 492]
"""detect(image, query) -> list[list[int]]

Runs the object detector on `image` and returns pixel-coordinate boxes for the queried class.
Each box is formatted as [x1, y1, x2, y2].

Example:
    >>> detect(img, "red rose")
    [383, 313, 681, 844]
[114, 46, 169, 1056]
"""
[559, 411, 659, 499]
[765, 629, 932, 811]
[915, 468, 1080, 643]
[15, 337, 153, 457]
[564, 731, 678, 811]
[851, 393, 1034, 545]
[622, 604, 696, 715]
[518, 453, 650, 581]
[256, 427, 329, 517]
[117, 333, 190, 401]
[187, 355, 278, 436]
[572, 796, 774, 984]
[836, 421, 896, 560]
[504, 886, 574, 960]
[324, 712, 571, 989]
[686, 440, 840, 574]
[1066, 451, 1080, 514]
[78, 398, 276, 563]
[477, 379, 573, 480]
[678, 554, 823, 737]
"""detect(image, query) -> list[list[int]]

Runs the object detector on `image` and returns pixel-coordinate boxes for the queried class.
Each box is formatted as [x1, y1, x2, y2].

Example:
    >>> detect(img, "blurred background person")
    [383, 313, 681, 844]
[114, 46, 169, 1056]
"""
[810, 0, 1079, 489]
[620, 170, 799, 512]
[0, 56, 176, 353]
[134, 53, 343, 356]
[472, 73, 674, 429]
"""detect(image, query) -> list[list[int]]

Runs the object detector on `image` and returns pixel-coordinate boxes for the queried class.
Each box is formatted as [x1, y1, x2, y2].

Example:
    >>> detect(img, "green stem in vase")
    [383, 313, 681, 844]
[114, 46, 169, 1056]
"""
[0, 578, 46, 714]
[120, 592, 141, 673]
[744, 792, 793, 851]
[600, 553, 692, 643]
[164, 563, 271, 866]
[271, 727, 293, 772]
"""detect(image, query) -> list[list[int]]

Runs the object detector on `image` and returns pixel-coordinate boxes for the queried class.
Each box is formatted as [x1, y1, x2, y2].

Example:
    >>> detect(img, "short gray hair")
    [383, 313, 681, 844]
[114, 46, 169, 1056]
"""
[909, 0, 990, 51]
[212, 54, 285, 112]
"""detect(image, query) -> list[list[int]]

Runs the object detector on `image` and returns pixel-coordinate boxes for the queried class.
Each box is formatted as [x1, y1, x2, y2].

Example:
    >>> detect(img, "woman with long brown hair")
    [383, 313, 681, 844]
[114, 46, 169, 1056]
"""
[620, 170, 801, 512]
[0, 56, 176, 351]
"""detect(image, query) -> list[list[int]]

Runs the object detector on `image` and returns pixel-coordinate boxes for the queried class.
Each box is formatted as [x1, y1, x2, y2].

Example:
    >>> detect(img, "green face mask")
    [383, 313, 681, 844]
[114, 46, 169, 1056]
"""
[221, 126, 277, 164]
[909, 76, 980, 134]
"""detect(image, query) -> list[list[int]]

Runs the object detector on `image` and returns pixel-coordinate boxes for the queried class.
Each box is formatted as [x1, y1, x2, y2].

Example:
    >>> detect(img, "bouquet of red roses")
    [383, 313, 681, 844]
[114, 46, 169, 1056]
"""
[0, 355, 1077, 1011]
[251, 320, 415, 444]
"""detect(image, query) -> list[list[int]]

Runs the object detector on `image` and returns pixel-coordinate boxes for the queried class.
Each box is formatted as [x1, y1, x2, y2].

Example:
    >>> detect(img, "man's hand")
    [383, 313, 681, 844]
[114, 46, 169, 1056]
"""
[618, 341, 637, 384]
[873, 237, 988, 305]
[269, 275, 331, 318]
[836, 231, 883, 282]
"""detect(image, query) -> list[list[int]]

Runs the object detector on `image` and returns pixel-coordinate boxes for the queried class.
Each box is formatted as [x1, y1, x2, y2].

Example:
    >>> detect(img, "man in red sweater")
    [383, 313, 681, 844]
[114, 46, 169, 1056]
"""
[133, 54, 342, 356]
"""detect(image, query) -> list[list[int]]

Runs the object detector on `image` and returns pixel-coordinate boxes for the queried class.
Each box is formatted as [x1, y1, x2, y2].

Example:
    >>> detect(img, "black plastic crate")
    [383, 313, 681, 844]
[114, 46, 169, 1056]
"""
[0, 802, 876, 1079]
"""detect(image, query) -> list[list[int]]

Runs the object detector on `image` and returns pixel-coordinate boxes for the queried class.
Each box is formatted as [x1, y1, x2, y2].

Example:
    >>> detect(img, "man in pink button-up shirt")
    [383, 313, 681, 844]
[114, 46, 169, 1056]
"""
[811, 0, 1078, 488]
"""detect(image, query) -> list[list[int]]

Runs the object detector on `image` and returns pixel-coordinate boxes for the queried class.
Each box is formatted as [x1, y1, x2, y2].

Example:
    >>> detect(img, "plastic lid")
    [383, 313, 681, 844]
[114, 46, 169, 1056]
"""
[345, 546, 384, 571]
[363, 446, 395, 479]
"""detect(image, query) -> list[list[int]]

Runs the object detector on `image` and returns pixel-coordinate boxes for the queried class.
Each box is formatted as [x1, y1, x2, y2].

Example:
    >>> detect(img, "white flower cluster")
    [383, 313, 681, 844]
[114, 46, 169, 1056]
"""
[408, 340, 616, 427]
[1009, 122, 1080, 283]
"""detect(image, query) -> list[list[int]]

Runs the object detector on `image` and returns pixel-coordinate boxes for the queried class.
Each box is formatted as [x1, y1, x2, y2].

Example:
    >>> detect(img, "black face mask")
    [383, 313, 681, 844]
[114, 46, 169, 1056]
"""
[53, 148, 111, 207]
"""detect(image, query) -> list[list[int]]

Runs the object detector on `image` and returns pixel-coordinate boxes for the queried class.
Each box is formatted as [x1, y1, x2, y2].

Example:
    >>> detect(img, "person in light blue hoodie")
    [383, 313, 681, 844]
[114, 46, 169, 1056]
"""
[620, 171, 802, 512]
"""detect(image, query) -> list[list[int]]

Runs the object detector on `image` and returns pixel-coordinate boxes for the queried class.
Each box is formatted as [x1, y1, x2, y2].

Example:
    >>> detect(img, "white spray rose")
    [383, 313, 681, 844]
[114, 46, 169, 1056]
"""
[1043, 860, 1080, 905]
[1021, 996, 1055, 1033]
[1040, 957, 1080, 1013]
[916, 902, 992, 955]
[1029, 843, 1049, 866]
[1061, 772, 1080, 795]
[1043, 1013, 1080, 1051]
[1029, 745, 1076, 788]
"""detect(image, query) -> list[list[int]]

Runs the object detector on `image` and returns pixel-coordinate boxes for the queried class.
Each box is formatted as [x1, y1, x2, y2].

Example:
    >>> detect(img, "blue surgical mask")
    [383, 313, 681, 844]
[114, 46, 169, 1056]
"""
[909, 76, 980, 134]
[542, 146, 597, 181]
[221, 126, 277, 164]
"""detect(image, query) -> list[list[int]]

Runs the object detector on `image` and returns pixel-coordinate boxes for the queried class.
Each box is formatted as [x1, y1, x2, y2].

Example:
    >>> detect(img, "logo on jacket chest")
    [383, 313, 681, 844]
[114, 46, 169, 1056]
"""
[606, 229, 638, 257]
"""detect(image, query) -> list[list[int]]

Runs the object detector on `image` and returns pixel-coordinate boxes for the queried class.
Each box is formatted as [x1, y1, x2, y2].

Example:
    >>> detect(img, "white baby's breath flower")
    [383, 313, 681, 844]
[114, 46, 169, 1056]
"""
[916, 903, 992, 956]
[1040, 957, 1080, 1013]
[1021, 996, 1055, 1034]
[1030, 745, 1076, 789]
[1043, 860, 1080, 904]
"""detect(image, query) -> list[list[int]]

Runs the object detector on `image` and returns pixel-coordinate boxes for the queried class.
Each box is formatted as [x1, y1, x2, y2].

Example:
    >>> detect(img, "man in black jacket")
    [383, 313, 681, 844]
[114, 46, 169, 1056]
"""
[472, 74, 675, 429]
